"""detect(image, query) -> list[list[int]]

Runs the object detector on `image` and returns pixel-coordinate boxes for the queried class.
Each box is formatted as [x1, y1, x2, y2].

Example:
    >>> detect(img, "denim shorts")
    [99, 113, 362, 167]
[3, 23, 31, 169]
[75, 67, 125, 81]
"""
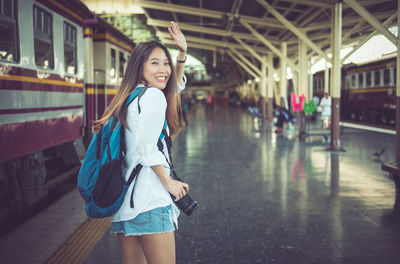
[111, 205, 175, 236]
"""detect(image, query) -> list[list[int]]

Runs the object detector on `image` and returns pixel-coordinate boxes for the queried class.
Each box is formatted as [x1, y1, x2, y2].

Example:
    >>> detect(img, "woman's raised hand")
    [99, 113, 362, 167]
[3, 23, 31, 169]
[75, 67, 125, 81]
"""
[168, 21, 187, 53]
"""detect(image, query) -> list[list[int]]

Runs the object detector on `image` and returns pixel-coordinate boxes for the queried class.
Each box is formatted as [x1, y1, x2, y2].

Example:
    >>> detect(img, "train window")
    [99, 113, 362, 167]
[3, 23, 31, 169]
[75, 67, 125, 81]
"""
[365, 72, 371, 87]
[2, 0, 13, 17]
[351, 74, 356, 88]
[394, 67, 397, 85]
[0, 0, 18, 62]
[383, 68, 390, 86]
[119, 51, 125, 77]
[33, 6, 53, 69]
[64, 22, 77, 74]
[358, 73, 363, 88]
[345, 75, 351, 89]
[110, 48, 116, 77]
[389, 67, 394, 86]
[374, 70, 380, 86]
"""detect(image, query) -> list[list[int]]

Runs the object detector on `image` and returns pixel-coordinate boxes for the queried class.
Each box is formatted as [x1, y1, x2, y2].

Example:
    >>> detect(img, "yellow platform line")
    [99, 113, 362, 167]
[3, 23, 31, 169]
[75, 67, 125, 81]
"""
[0, 74, 84, 88]
[45, 218, 110, 264]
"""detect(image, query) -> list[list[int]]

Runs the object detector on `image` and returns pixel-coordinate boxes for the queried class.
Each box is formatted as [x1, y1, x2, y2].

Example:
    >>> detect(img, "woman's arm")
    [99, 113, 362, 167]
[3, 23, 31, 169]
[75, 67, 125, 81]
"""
[168, 21, 187, 84]
[151, 165, 189, 201]
[135, 88, 189, 201]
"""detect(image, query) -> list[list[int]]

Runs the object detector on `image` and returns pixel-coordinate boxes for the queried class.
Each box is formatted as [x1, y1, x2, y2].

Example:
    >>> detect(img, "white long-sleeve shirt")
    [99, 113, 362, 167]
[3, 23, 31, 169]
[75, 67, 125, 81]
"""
[111, 79, 186, 224]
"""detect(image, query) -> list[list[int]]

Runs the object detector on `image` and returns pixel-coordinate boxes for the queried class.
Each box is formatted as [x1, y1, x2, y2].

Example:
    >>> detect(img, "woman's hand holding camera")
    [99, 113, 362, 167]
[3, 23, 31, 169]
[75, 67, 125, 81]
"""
[164, 178, 189, 201]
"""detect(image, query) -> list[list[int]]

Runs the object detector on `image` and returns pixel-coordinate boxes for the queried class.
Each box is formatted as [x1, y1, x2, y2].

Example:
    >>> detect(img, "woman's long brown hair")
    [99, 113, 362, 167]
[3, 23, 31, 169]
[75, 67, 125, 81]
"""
[94, 41, 181, 135]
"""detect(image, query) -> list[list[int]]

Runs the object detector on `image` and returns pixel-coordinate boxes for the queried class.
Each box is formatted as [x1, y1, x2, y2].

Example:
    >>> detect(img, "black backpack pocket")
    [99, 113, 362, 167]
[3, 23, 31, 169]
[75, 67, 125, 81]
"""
[93, 157, 126, 208]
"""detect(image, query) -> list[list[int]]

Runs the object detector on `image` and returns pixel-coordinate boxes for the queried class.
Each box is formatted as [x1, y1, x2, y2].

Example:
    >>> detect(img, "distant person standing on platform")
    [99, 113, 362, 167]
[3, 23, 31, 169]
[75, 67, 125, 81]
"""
[319, 92, 332, 128]
[206, 92, 212, 106]
[222, 91, 229, 109]
[206, 92, 214, 109]
[95, 21, 189, 264]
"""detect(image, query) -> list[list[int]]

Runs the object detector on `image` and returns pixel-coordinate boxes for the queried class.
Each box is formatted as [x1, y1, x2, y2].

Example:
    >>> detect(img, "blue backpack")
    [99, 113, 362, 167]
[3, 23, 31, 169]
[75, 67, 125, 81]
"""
[78, 86, 166, 218]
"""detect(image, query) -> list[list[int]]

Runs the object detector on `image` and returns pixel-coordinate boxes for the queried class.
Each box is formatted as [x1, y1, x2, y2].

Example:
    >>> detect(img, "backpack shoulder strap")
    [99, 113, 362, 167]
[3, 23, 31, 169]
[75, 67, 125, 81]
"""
[137, 86, 148, 113]
[126, 86, 146, 107]
[120, 86, 148, 157]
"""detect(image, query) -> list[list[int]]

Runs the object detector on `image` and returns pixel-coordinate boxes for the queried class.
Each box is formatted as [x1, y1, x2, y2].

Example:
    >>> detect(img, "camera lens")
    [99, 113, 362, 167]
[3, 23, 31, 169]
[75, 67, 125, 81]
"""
[183, 199, 199, 216]
[169, 175, 199, 216]
[172, 193, 199, 216]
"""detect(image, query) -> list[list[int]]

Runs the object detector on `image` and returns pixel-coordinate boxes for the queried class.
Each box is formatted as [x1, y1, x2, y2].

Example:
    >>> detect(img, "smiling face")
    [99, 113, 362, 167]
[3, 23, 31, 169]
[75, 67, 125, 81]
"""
[142, 47, 171, 90]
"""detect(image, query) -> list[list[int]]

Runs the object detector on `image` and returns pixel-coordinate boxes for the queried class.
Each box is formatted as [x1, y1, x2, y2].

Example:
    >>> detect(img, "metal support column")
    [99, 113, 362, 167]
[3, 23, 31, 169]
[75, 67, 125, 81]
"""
[267, 55, 274, 122]
[213, 50, 217, 68]
[250, 80, 256, 99]
[324, 61, 329, 93]
[309, 59, 313, 99]
[82, 27, 94, 138]
[298, 39, 308, 98]
[330, 2, 343, 151]
[298, 39, 308, 136]
[396, 0, 400, 162]
[260, 56, 267, 118]
[280, 42, 287, 107]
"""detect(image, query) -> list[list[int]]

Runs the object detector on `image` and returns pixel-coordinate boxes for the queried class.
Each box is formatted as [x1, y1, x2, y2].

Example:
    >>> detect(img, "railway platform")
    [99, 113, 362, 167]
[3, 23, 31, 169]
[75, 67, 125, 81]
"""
[0, 105, 398, 264]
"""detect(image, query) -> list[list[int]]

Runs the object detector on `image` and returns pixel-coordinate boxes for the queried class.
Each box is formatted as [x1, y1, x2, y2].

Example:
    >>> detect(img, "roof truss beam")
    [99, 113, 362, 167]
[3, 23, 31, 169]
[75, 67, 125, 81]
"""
[161, 38, 217, 51]
[303, 10, 394, 31]
[156, 31, 269, 55]
[135, 0, 287, 29]
[344, 0, 397, 45]
[227, 51, 258, 78]
[241, 20, 300, 72]
[256, 0, 331, 63]
[229, 46, 261, 75]
[233, 36, 277, 75]
[233, 36, 263, 63]
[341, 12, 397, 63]
[281, 0, 332, 9]
[147, 18, 281, 45]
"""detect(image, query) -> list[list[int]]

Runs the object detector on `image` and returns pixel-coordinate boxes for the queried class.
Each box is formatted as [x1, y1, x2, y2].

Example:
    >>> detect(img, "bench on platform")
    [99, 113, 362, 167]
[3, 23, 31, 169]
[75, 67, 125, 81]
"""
[382, 162, 400, 213]
[300, 129, 330, 141]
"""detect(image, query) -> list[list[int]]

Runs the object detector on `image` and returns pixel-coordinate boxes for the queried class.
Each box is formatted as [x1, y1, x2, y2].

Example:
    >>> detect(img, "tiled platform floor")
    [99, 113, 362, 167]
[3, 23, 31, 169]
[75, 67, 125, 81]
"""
[84, 106, 399, 264]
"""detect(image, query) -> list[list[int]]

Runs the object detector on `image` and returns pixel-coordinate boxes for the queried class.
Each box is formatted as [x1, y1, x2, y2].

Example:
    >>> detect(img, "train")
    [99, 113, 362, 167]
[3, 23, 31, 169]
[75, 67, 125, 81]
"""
[0, 0, 135, 216]
[313, 53, 396, 127]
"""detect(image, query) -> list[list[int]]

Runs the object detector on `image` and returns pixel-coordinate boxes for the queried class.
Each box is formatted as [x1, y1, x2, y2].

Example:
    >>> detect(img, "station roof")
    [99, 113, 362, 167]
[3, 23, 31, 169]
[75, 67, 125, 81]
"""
[84, 0, 398, 87]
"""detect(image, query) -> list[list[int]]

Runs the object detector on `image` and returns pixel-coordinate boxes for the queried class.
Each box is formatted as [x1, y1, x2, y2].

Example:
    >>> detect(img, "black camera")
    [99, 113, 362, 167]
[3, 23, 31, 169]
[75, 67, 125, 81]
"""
[170, 176, 199, 216]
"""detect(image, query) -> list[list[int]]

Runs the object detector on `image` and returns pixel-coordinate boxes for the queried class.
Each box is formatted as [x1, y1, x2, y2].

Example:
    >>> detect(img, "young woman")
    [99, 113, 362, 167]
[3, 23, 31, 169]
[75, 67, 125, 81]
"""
[95, 21, 189, 264]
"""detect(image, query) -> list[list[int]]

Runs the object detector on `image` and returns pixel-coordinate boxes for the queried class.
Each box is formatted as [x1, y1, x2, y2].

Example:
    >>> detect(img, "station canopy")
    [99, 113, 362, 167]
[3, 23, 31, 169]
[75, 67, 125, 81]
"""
[84, 0, 397, 86]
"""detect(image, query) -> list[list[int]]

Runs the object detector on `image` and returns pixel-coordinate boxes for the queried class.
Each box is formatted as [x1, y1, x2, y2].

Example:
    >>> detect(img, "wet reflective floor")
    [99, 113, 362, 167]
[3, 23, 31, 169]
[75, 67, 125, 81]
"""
[85, 106, 399, 264]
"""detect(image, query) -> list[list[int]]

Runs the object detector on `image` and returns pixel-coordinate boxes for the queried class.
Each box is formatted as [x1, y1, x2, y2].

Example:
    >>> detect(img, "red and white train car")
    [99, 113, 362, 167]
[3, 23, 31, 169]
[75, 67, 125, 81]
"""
[0, 0, 135, 214]
[341, 53, 396, 126]
[83, 15, 134, 136]
[312, 53, 396, 127]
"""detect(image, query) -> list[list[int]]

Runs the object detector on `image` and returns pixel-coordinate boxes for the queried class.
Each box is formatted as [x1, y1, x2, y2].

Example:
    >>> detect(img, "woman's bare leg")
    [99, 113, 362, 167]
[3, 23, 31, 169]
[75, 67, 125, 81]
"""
[139, 232, 176, 264]
[118, 234, 147, 264]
